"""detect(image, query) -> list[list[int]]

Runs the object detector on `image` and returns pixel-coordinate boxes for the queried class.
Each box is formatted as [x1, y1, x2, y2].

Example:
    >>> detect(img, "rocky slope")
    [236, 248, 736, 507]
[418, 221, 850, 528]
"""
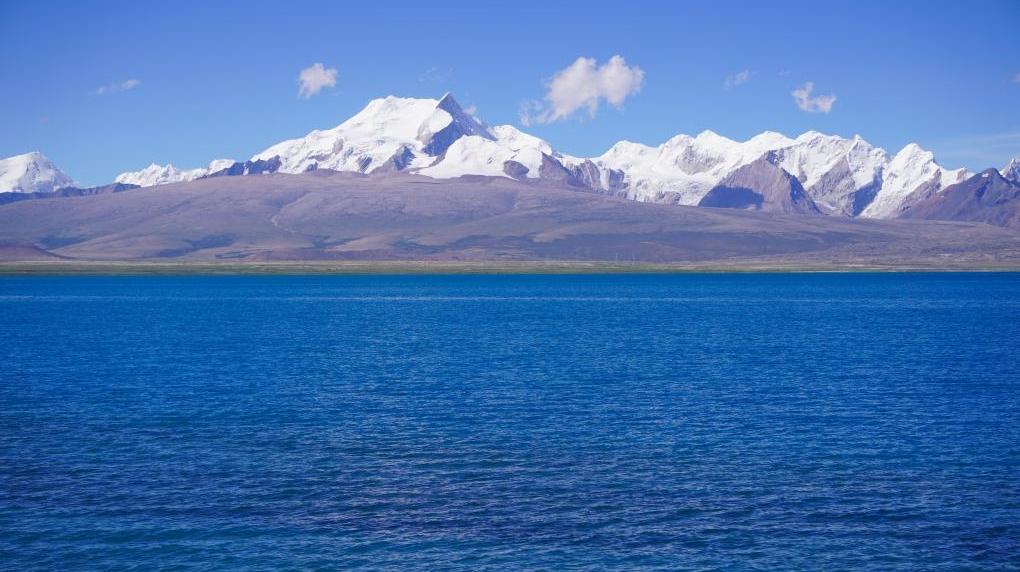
[903, 169, 1020, 228]
[2, 172, 1018, 265]
[698, 156, 821, 215]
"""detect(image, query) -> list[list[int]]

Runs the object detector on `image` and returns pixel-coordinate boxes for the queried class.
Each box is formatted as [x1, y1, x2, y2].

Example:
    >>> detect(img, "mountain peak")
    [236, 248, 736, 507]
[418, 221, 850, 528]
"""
[892, 142, 933, 163]
[0, 151, 75, 193]
[747, 131, 795, 148]
[980, 167, 1005, 180]
[437, 91, 458, 108]
[420, 93, 492, 156]
[795, 130, 844, 144]
[1002, 156, 1020, 183]
[695, 129, 734, 145]
[115, 159, 236, 188]
[797, 130, 825, 139]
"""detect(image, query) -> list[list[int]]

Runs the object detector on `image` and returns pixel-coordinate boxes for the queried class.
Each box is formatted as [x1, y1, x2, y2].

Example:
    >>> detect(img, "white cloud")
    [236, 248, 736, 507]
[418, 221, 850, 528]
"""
[1012, 72, 1020, 84]
[419, 66, 453, 83]
[523, 55, 645, 125]
[518, 100, 541, 127]
[93, 78, 141, 95]
[724, 70, 751, 88]
[297, 63, 338, 99]
[791, 81, 836, 114]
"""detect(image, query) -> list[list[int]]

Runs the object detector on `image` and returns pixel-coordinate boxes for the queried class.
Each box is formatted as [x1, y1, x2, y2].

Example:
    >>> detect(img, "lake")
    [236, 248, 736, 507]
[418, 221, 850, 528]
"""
[2, 274, 1018, 570]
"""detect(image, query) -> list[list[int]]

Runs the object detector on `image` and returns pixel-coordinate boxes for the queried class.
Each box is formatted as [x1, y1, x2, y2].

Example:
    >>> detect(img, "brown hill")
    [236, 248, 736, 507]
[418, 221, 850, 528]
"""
[0, 171, 1018, 265]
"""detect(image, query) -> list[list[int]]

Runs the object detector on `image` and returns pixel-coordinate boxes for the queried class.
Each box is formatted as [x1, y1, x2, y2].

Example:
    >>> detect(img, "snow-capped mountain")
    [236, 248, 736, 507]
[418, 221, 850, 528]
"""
[249, 93, 570, 181]
[589, 130, 798, 205]
[0, 152, 75, 193]
[104, 93, 974, 218]
[1002, 157, 1020, 184]
[115, 159, 235, 188]
[12, 93, 993, 223]
[768, 132, 887, 216]
[586, 129, 964, 217]
[860, 144, 968, 219]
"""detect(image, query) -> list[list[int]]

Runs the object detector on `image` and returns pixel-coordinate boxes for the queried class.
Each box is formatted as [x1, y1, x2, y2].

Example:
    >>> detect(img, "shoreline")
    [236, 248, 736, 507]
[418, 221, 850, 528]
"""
[2, 260, 1020, 275]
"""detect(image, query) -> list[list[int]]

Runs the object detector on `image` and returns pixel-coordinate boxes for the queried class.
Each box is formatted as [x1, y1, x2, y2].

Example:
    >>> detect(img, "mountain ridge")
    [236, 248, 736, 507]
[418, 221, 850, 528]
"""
[104, 93, 981, 219]
[3, 93, 1016, 226]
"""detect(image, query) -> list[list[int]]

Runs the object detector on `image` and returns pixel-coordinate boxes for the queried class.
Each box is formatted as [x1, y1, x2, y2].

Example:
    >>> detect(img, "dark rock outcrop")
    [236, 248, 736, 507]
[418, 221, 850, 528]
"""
[420, 93, 494, 156]
[502, 160, 529, 179]
[372, 146, 416, 174]
[699, 156, 821, 215]
[206, 156, 283, 178]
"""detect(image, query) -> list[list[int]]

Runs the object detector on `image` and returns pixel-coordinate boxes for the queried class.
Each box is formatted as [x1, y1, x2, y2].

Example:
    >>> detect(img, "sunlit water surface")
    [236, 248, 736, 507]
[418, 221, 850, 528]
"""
[2, 274, 1019, 570]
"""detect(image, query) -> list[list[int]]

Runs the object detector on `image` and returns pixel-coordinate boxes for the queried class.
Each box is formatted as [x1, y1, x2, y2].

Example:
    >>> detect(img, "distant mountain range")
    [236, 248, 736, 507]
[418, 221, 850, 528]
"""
[2, 93, 1019, 229]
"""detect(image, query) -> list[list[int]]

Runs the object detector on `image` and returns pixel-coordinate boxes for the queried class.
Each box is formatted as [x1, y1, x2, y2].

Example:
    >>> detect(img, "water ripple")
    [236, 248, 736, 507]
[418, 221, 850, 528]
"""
[1, 274, 1018, 570]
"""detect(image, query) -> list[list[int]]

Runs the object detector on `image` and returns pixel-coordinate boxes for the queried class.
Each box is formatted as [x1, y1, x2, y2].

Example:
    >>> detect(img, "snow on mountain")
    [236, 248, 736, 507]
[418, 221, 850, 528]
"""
[96, 92, 978, 220]
[0, 152, 75, 194]
[115, 159, 235, 188]
[588, 128, 964, 217]
[587, 129, 889, 212]
[417, 135, 543, 179]
[768, 132, 887, 215]
[253, 96, 439, 174]
[859, 144, 968, 219]
[418, 125, 556, 180]
[773, 132, 883, 191]
[1002, 157, 1020, 184]
[592, 133, 725, 205]
[251, 93, 496, 175]
[591, 130, 803, 205]
[243, 93, 973, 216]
[251, 93, 571, 184]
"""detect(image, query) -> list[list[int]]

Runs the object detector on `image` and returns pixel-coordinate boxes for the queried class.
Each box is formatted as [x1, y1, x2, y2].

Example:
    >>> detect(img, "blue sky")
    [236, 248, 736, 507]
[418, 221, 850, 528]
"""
[1, 0, 1018, 186]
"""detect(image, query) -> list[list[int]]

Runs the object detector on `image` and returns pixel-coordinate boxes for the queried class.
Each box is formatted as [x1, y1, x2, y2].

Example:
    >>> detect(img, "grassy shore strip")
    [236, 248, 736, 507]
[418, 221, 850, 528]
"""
[2, 260, 1020, 275]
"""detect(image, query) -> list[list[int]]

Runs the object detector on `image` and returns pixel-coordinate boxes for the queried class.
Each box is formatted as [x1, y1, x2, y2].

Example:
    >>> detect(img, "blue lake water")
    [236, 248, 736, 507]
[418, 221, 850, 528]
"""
[2, 273, 1019, 570]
